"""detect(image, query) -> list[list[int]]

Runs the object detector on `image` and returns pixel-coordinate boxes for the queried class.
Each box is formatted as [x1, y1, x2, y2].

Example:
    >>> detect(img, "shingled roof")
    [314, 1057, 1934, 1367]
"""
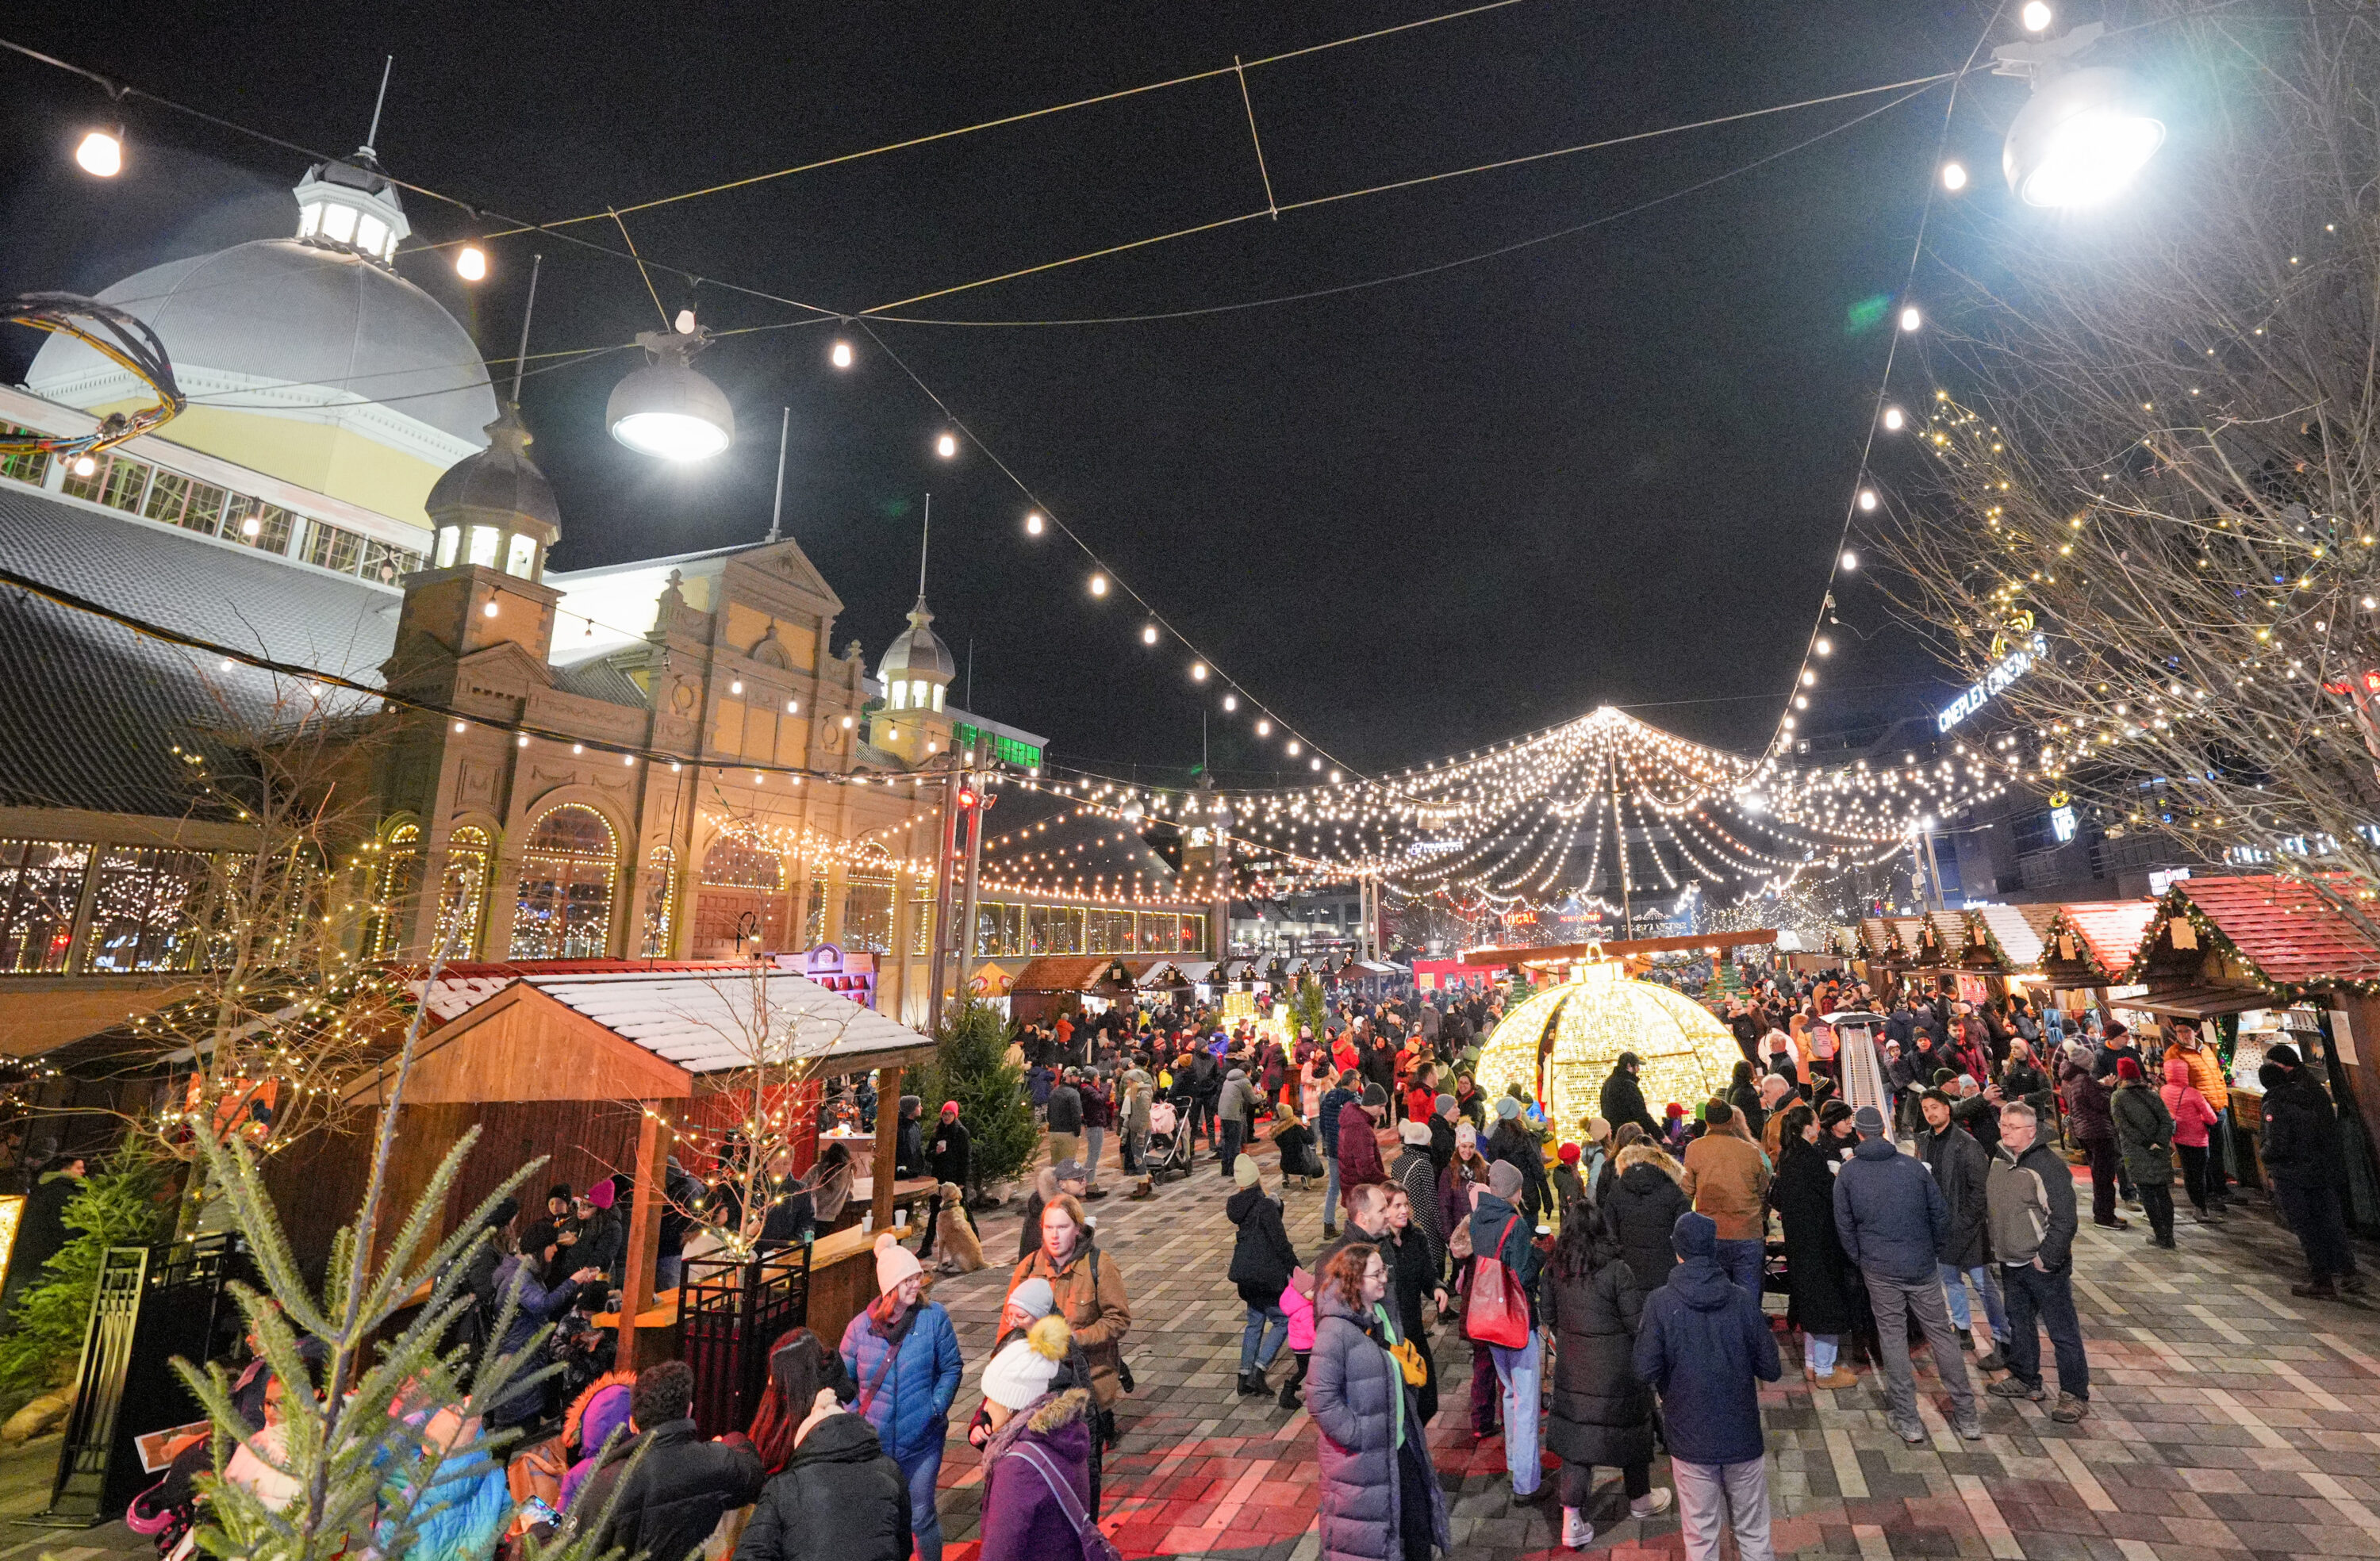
[0, 487, 396, 817]
[2159, 874, 2380, 992]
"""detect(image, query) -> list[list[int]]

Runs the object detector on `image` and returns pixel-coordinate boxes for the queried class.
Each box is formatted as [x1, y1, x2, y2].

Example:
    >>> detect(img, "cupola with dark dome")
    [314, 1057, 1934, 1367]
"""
[425, 406, 559, 581]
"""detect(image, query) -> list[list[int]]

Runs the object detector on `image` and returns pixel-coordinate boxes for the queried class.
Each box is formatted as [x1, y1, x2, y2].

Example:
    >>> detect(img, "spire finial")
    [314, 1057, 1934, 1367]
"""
[918, 493, 931, 600]
[363, 56, 394, 159]
[509, 254, 542, 406]
[764, 407, 789, 543]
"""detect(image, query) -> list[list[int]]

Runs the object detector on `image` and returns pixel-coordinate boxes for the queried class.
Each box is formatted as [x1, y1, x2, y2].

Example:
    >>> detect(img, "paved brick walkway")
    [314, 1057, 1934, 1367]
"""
[9, 1137, 2380, 1559]
[935, 1136, 2380, 1559]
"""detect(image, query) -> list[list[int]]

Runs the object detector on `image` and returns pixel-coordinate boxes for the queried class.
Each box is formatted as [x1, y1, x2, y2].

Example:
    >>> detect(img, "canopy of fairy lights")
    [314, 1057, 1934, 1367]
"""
[1471, 960, 1746, 1128]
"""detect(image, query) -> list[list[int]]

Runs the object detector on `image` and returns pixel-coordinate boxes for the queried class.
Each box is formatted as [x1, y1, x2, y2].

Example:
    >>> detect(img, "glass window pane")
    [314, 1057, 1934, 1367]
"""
[911, 897, 933, 958]
[505, 532, 537, 577]
[509, 808, 616, 960]
[180, 483, 227, 537]
[841, 878, 892, 954]
[85, 846, 210, 973]
[437, 827, 489, 957]
[143, 470, 190, 524]
[0, 840, 90, 974]
[640, 848, 676, 957]
[304, 520, 363, 573]
[701, 835, 781, 889]
[436, 527, 460, 568]
[0, 425, 50, 486]
[467, 526, 500, 567]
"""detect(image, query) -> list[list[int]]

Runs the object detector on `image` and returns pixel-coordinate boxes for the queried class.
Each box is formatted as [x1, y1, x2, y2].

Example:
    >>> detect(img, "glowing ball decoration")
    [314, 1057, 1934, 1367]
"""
[1469, 961, 1744, 1130]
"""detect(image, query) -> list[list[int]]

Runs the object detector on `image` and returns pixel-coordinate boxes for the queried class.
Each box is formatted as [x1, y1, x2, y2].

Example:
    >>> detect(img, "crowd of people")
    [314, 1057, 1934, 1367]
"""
[118, 969, 2357, 1561]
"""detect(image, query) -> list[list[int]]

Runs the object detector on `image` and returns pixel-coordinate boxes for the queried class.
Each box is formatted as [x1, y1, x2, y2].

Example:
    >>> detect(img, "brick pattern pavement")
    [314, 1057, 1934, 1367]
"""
[930, 1134, 2380, 1560]
[6, 1134, 2380, 1559]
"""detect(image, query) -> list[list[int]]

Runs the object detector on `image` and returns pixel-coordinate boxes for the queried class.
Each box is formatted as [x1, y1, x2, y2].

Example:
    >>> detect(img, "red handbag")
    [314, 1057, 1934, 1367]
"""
[1464, 1215, 1530, 1348]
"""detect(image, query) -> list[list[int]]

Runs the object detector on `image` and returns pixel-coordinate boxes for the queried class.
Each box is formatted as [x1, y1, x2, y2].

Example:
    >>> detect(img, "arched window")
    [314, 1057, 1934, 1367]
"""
[702, 835, 782, 890]
[436, 827, 490, 957]
[509, 806, 617, 959]
[640, 846, 678, 957]
[366, 823, 421, 959]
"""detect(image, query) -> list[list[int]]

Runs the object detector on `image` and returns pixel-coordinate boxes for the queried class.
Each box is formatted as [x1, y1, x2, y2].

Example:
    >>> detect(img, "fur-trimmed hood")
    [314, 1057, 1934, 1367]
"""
[981, 1386, 1092, 1469]
[562, 1370, 636, 1457]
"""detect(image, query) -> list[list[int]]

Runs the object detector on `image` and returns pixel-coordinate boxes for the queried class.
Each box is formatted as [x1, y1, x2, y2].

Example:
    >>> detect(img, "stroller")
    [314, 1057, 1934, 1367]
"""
[1144, 1099, 1193, 1183]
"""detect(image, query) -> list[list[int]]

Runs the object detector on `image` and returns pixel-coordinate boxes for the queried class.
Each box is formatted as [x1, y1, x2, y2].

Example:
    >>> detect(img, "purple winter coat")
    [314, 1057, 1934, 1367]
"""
[977, 1388, 1096, 1561]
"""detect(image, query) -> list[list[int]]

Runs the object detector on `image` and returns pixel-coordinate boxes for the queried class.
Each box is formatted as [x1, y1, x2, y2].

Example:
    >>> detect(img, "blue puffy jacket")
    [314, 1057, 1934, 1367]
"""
[1830, 1134, 1946, 1284]
[839, 1301, 963, 1467]
[1632, 1213, 1780, 1467]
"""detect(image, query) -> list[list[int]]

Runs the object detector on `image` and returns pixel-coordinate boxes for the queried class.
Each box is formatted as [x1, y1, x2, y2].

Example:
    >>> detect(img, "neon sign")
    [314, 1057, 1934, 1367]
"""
[1937, 633, 2048, 733]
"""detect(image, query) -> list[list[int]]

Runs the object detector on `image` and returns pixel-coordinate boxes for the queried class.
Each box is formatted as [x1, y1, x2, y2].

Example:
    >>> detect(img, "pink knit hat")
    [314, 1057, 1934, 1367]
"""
[874, 1232, 923, 1294]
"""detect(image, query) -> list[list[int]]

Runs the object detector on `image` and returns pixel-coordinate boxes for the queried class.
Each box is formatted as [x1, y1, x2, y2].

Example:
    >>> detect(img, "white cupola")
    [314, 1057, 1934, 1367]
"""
[294, 149, 410, 267]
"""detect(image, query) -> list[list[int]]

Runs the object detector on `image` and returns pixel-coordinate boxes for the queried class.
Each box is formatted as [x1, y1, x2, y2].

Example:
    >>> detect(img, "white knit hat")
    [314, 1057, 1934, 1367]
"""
[874, 1231, 923, 1294]
[980, 1317, 1070, 1410]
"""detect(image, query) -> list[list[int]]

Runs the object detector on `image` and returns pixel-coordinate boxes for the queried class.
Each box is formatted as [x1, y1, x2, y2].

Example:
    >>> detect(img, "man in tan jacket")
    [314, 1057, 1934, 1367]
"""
[1679, 1099, 1772, 1298]
[1005, 1194, 1131, 1440]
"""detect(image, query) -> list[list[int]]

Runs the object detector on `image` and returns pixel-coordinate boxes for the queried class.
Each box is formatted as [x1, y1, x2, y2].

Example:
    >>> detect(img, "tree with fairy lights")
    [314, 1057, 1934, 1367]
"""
[1868, 2, 2380, 920]
[618, 963, 876, 1260]
[102, 677, 411, 1234]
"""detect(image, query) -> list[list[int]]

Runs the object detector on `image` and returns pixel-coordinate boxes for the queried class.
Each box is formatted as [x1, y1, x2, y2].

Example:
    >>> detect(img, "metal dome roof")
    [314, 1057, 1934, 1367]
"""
[25, 237, 496, 456]
[426, 406, 559, 539]
[875, 597, 956, 683]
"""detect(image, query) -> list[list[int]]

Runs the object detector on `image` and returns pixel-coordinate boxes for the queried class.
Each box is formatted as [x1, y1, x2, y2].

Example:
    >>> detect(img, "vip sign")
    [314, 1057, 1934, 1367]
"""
[1937, 633, 2049, 733]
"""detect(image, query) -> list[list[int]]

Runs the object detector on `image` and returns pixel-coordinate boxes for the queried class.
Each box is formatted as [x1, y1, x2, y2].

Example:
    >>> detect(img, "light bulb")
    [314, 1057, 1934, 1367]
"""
[1257, 719, 1272, 735]
[1898, 306, 1921, 332]
[1801, 669, 1817, 686]
[1841, 550, 1860, 571]
[1882, 406, 1906, 431]
[1025, 511, 1044, 535]
[1857, 489, 1878, 512]
[831, 339, 854, 369]
[482, 600, 499, 618]
[935, 431, 958, 458]
[1191, 663, 1207, 681]
[1816, 637, 1833, 656]
[1223, 694, 1238, 711]
[70, 454, 98, 478]
[1940, 161, 1969, 192]
[1089, 574, 1107, 596]
[1141, 624, 1158, 645]
[1286, 740, 1301, 757]
[75, 129, 122, 177]
[2021, 0, 2052, 29]
[1311, 757, 1323, 770]
[455, 244, 487, 282]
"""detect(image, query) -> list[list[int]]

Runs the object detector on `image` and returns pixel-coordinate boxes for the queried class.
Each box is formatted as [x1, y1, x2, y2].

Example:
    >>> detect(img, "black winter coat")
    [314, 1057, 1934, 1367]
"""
[1599, 1067, 1660, 1139]
[1917, 1123, 1991, 1268]
[1484, 1120, 1549, 1223]
[1600, 1163, 1688, 1294]
[927, 1117, 971, 1189]
[1770, 1143, 1858, 1334]
[1226, 1185, 1299, 1307]
[2262, 1071, 2347, 1185]
[733, 1412, 910, 1561]
[1540, 1255, 1656, 1471]
[582, 1417, 763, 1561]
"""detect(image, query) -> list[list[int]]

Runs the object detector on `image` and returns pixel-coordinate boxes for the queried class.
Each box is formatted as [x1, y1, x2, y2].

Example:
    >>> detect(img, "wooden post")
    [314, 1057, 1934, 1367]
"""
[619, 1107, 672, 1366]
[871, 1064, 903, 1237]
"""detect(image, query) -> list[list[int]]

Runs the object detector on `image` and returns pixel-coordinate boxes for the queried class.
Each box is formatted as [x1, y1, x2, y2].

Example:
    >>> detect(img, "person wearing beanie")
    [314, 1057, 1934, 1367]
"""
[1429, 1092, 1461, 1173]
[1485, 1089, 1550, 1223]
[1468, 1151, 1550, 1500]
[569, 1181, 625, 1289]
[1680, 1098, 1771, 1298]
[974, 1316, 1098, 1561]
[2259, 1045, 2363, 1295]
[838, 1233, 963, 1561]
[1317, 1069, 1365, 1241]
[1916, 1090, 2006, 1372]
[1217, 1066, 1257, 1179]
[2110, 1054, 2178, 1248]
[1600, 1051, 1661, 1140]
[1550, 1141, 1587, 1214]
[1334, 1082, 1393, 1224]
[1634, 1212, 1782, 1561]
[1226, 1154, 1301, 1396]
[1832, 1102, 1980, 1444]
[739, 1381, 911, 1561]
[2056, 1039, 2128, 1230]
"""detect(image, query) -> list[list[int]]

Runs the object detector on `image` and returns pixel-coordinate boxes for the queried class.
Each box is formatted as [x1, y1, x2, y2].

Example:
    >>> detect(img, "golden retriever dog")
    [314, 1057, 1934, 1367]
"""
[931, 1183, 985, 1275]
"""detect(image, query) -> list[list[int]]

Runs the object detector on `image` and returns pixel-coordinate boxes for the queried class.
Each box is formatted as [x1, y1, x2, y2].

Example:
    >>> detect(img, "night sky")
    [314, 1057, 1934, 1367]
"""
[0, 1, 2025, 786]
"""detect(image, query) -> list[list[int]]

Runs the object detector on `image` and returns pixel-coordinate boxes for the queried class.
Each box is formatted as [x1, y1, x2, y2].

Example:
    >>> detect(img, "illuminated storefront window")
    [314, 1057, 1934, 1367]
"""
[510, 807, 616, 959]
[436, 827, 491, 957]
[86, 846, 212, 972]
[366, 824, 421, 959]
[0, 840, 89, 973]
[842, 876, 894, 953]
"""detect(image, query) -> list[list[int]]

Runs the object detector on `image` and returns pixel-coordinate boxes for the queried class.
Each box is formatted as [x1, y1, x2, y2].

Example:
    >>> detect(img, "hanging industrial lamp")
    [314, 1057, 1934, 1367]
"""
[607, 310, 734, 459]
[1994, 22, 2164, 209]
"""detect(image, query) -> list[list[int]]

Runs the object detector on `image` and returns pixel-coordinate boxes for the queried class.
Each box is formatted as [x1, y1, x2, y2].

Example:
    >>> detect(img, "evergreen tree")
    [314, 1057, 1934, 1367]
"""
[0, 1153, 170, 1400]
[914, 999, 1037, 1199]
[1294, 976, 1326, 1042]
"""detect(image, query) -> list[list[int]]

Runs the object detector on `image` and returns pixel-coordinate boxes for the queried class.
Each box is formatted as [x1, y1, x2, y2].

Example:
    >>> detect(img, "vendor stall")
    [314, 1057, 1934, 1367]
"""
[2124, 874, 2380, 1225]
[1008, 956, 1133, 1027]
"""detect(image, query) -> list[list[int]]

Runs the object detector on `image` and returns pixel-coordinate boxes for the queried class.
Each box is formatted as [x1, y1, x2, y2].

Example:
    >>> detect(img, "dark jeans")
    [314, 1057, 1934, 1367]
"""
[2274, 1178, 2359, 1281]
[2000, 1260, 2089, 1400]
[2177, 1143, 2211, 1213]
[1219, 1118, 1246, 1176]
[1558, 1459, 1650, 1509]
[1469, 1335, 1500, 1433]
[1715, 1237, 1764, 1298]
[2138, 1183, 2175, 1243]
[2082, 1137, 2120, 1225]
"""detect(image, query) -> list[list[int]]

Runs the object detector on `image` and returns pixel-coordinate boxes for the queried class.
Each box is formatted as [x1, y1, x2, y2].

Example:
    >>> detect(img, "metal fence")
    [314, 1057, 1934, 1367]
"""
[678, 1245, 811, 1438]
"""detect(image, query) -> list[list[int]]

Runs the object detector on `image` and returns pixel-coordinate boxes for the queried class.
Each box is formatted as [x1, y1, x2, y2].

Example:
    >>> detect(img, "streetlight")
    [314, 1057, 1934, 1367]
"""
[1994, 24, 2165, 209]
[607, 314, 733, 459]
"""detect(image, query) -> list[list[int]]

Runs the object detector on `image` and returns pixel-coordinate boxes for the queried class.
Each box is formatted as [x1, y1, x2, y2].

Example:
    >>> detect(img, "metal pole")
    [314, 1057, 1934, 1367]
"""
[764, 407, 789, 543]
[957, 774, 986, 1006]
[1922, 830, 1948, 911]
[926, 773, 961, 1037]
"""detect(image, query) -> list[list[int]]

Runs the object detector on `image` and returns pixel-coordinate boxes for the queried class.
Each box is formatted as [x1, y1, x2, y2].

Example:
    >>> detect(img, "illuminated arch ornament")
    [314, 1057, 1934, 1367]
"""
[1471, 960, 1744, 1130]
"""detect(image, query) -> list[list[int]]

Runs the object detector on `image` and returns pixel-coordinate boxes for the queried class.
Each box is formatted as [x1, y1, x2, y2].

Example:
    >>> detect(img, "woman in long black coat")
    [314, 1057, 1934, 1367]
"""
[1770, 1105, 1860, 1387]
[1381, 1186, 1443, 1427]
[1539, 1206, 1669, 1546]
[1599, 1145, 1689, 1295]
